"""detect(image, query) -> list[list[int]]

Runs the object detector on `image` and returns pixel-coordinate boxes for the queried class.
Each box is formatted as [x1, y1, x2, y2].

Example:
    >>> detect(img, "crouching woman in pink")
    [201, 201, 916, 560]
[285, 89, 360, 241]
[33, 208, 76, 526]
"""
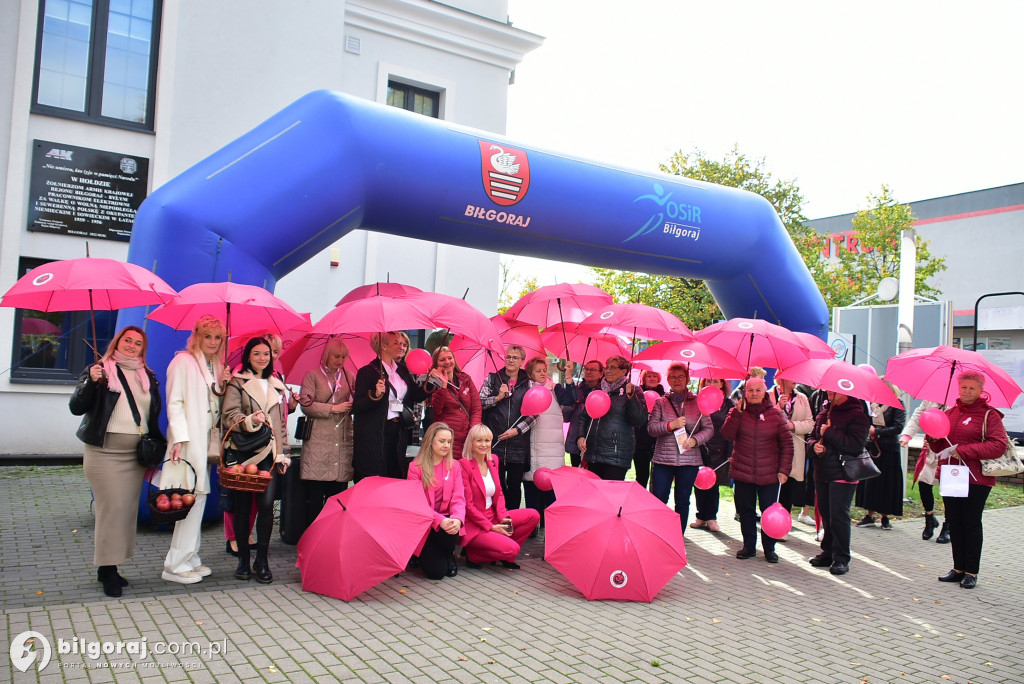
[408, 423, 466, 579]
[460, 424, 539, 570]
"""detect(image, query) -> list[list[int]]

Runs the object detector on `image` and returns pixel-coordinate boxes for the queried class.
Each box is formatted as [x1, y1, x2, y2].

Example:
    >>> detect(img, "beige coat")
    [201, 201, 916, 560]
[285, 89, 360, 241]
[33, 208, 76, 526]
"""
[775, 389, 814, 481]
[221, 371, 290, 462]
[298, 368, 354, 483]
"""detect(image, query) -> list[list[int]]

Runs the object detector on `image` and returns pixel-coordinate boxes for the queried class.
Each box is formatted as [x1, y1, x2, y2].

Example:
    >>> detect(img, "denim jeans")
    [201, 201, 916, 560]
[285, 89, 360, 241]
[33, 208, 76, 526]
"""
[651, 464, 700, 535]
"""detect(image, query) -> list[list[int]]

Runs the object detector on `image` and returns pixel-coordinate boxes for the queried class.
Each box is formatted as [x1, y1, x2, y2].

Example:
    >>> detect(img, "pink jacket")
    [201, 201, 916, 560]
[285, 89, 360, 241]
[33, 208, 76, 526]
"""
[407, 460, 466, 535]
[460, 454, 508, 545]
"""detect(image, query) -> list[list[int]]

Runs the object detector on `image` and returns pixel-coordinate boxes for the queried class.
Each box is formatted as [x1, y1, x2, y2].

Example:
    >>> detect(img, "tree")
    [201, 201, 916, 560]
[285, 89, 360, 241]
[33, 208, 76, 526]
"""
[497, 257, 538, 314]
[832, 185, 946, 302]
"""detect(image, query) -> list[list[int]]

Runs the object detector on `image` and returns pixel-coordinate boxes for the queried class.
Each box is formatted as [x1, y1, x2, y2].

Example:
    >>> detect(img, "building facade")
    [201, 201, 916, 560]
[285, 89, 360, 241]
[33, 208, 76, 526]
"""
[0, 0, 541, 454]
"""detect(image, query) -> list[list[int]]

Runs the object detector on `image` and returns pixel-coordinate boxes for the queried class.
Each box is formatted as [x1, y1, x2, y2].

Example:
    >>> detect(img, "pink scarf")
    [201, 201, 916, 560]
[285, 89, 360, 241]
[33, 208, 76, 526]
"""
[103, 351, 150, 394]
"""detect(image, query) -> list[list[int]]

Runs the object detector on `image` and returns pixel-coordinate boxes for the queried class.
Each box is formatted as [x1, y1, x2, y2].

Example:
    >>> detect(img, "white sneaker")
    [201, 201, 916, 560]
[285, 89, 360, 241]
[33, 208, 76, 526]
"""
[162, 570, 203, 584]
[191, 565, 212, 577]
[798, 514, 816, 526]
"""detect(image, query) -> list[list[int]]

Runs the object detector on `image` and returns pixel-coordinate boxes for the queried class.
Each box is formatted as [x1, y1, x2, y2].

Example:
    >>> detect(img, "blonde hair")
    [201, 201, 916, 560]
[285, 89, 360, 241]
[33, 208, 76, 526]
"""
[370, 331, 401, 355]
[431, 345, 462, 374]
[320, 337, 350, 369]
[462, 423, 494, 460]
[414, 423, 455, 489]
[185, 315, 226, 356]
[525, 356, 549, 377]
[748, 366, 767, 379]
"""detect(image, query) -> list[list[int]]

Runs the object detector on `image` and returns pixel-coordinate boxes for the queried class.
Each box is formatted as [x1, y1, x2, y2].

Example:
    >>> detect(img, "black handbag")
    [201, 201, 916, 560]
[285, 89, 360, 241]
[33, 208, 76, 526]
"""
[294, 415, 312, 441]
[225, 384, 273, 452]
[839, 450, 882, 481]
[116, 367, 167, 468]
[398, 405, 417, 429]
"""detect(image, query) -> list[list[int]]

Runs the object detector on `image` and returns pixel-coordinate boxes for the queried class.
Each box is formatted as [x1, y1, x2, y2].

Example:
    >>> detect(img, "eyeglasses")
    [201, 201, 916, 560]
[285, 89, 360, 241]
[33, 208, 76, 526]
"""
[606, 365, 624, 371]
[505, 355, 522, 361]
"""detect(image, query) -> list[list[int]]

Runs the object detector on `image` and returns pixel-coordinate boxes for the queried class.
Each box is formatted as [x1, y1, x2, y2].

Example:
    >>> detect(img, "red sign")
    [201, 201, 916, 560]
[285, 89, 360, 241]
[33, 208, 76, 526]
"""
[479, 141, 530, 206]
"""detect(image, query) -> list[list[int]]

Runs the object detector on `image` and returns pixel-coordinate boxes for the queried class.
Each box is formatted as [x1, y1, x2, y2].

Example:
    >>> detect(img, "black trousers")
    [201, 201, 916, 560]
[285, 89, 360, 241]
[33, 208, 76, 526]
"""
[418, 527, 458, 580]
[943, 484, 991, 574]
[499, 462, 527, 510]
[232, 460, 277, 554]
[632, 448, 654, 489]
[734, 481, 779, 553]
[919, 481, 935, 512]
[816, 480, 856, 565]
[304, 480, 348, 528]
[587, 462, 628, 481]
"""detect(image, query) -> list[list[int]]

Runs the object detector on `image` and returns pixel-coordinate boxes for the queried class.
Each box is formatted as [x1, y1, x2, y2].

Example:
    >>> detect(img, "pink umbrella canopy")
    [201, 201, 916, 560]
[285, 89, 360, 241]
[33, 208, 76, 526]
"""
[545, 479, 687, 602]
[884, 345, 1023, 409]
[450, 315, 544, 384]
[20, 318, 62, 336]
[309, 295, 437, 337]
[296, 477, 434, 602]
[576, 303, 695, 346]
[632, 340, 747, 379]
[0, 257, 177, 311]
[544, 465, 602, 496]
[147, 282, 310, 339]
[695, 318, 811, 371]
[505, 283, 613, 328]
[405, 293, 505, 359]
[775, 358, 903, 408]
[792, 332, 838, 360]
[336, 282, 422, 306]
[276, 333, 375, 387]
[541, 323, 630, 365]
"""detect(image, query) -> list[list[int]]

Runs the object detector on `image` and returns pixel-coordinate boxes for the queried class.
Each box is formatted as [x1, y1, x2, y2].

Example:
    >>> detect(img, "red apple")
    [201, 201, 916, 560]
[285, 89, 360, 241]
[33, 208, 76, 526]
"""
[257, 470, 271, 478]
[170, 492, 182, 502]
[170, 499, 183, 510]
[181, 493, 196, 506]
[222, 465, 239, 474]
[155, 498, 171, 512]
[244, 463, 259, 475]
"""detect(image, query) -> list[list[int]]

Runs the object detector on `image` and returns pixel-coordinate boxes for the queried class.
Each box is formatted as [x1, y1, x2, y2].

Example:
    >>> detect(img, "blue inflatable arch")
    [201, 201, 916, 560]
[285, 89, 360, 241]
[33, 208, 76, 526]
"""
[121, 90, 828, 378]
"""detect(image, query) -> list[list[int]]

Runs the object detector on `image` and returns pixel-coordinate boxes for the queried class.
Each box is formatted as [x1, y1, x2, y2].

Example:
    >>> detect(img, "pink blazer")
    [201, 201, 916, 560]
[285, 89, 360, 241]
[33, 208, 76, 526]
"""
[407, 460, 466, 535]
[460, 454, 509, 545]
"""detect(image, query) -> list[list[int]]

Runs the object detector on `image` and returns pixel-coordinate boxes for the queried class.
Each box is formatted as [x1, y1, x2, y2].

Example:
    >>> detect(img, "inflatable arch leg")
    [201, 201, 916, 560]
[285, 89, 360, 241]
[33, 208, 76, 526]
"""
[120, 90, 828, 381]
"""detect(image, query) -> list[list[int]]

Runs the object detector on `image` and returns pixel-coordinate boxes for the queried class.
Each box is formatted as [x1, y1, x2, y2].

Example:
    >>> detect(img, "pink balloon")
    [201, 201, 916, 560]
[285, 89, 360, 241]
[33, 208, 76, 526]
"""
[405, 348, 432, 375]
[521, 385, 553, 416]
[533, 467, 553, 492]
[694, 466, 716, 490]
[919, 408, 950, 439]
[760, 502, 793, 540]
[585, 390, 611, 419]
[643, 390, 660, 412]
[857, 363, 878, 376]
[696, 386, 724, 415]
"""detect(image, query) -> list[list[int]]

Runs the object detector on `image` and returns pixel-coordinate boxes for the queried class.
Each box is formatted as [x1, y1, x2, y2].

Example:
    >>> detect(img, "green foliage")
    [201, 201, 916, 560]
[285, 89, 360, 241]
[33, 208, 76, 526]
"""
[497, 258, 540, 314]
[833, 185, 947, 303]
[590, 268, 720, 331]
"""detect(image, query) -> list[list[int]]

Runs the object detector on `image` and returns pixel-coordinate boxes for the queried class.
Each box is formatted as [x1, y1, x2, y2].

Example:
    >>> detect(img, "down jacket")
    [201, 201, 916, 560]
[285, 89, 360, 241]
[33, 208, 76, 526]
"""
[480, 370, 535, 466]
[806, 397, 871, 482]
[574, 383, 649, 470]
[721, 401, 793, 486]
[647, 391, 713, 467]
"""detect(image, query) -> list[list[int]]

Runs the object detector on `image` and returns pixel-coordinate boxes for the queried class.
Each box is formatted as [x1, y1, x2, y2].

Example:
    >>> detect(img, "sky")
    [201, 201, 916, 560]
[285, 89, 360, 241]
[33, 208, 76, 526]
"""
[500, 0, 1024, 287]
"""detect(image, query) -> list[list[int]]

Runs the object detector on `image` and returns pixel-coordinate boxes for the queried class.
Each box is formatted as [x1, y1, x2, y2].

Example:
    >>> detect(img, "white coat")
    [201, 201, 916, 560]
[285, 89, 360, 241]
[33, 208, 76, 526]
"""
[525, 382, 566, 481]
[161, 351, 219, 494]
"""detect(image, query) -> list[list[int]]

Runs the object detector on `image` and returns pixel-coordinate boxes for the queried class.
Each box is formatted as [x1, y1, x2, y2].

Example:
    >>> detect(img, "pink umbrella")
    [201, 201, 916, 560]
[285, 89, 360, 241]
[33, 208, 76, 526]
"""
[633, 340, 747, 379]
[505, 283, 613, 329]
[884, 345, 1022, 409]
[276, 333, 375, 387]
[545, 479, 687, 602]
[1, 257, 177, 359]
[541, 323, 630, 366]
[775, 358, 903, 408]
[450, 315, 544, 384]
[296, 477, 434, 602]
[792, 332, 838, 360]
[405, 293, 505, 359]
[544, 465, 602, 495]
[308, 295, 436, 337]
[20, 318, 62, 336]
[576, 303, 695, 351]
[147, 282, 311, 343]
[336, 282, 422, 306]
[695, 318, 810, 371]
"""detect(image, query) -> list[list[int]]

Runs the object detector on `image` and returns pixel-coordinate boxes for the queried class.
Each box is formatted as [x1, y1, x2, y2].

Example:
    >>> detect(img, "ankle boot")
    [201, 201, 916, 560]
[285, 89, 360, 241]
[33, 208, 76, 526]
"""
[922, 514, 938, 540]
[253, 544, 273, 584]
[97, 566, 128, 587]
[935, 521, 950, 544]
[234, 538, 252, 580]
[97, 565, 122, 597]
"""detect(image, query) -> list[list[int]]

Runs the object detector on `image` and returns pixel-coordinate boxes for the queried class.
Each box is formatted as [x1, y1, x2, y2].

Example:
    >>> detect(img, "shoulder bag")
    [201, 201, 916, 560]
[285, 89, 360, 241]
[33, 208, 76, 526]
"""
[839, 449, 881, 481]
[116, 367, 167, 468]
[980, 409, 1024, 477]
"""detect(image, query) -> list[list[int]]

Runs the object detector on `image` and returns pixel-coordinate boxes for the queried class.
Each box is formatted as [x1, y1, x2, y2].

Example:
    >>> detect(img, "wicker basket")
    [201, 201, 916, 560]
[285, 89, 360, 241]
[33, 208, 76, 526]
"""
[147, 459, 197, 525]
[218, 418, 275, 494]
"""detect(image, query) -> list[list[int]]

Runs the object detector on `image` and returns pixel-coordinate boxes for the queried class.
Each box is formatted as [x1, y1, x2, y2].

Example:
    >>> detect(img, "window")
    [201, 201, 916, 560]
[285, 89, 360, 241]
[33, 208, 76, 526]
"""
[9, 258, 117, 384]
[32, 0, 162, 131]
[386, 81, 440, 118]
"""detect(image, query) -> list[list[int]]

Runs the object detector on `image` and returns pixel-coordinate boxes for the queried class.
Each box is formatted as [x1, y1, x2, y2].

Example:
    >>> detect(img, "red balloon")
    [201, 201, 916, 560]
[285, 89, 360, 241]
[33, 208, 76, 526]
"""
[643, 390, 660, 412]
[760, 502, 793, 540]
[585, 390, 611, 419]
[694, 466, 716, 490]
[533, 467, 553, 491]
[521, 385, 553, 416]
[696, 385, 724, 415]
[919, 408, 950, 439]
[405, 348, 431, 375]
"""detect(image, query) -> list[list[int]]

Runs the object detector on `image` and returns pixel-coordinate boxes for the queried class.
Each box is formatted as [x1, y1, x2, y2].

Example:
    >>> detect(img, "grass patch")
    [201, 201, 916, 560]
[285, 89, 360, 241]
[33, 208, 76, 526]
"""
[850, 470, 1024, 521]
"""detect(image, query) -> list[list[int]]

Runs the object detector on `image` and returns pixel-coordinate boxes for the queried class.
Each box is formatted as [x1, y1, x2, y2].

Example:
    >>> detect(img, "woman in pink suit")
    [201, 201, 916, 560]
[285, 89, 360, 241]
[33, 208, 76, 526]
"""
[407, 422, 466, 579]
[460, 424, 540, 570]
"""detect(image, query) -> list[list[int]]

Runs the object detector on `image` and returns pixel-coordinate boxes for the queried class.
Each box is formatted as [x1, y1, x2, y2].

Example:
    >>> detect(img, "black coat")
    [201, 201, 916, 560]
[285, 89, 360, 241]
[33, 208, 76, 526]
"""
[351, 358, 426, 477]
[69, 366, 163, 447]
[574, 385, 649, 470]
[480, 370, 533, 466]
[806, 398, 871, 482]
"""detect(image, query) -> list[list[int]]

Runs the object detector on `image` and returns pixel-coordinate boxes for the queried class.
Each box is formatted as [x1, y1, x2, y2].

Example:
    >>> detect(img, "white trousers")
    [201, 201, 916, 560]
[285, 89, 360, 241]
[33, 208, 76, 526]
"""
[163, 493, 208, 574]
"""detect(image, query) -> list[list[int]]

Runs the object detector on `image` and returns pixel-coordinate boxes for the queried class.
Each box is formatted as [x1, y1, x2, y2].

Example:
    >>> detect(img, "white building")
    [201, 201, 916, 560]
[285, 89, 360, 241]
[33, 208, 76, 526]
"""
[0, 0, 541, 455]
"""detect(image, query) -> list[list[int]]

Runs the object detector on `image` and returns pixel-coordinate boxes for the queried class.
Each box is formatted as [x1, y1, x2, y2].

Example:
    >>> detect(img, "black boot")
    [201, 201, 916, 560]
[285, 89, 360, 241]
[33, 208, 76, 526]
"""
[922, 514, 938, 540]
[97, 565, 122, 597]
[96, 566, 128, 587]
[935, 521, 950, 544]
[234, 536, 252, 580]
[253, 543, 273, 584]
